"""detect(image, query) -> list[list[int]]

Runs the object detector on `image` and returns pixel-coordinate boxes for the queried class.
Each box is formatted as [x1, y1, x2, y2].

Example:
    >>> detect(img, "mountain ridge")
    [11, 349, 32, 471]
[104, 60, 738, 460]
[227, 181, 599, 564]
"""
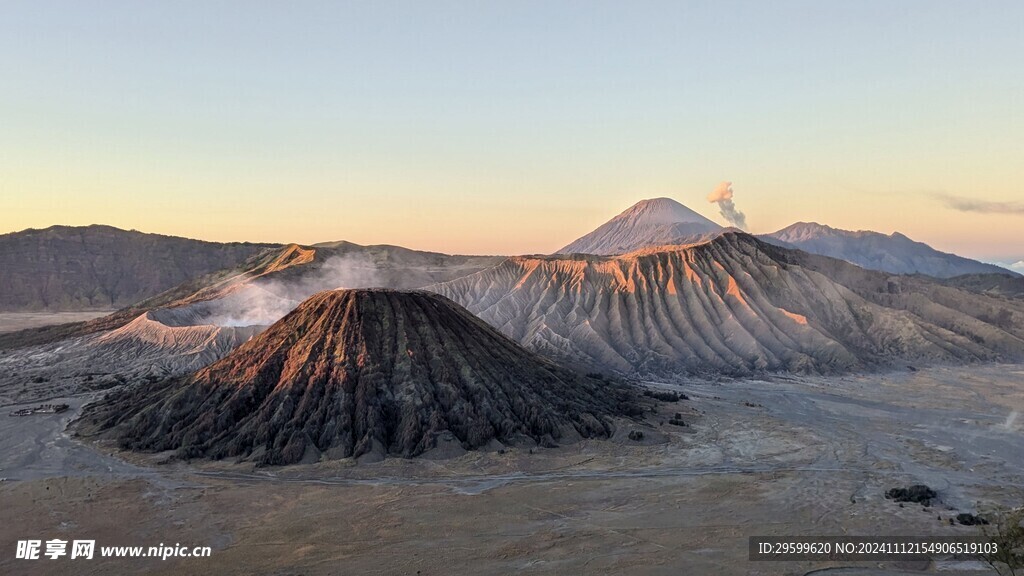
[0, 224, 279, 312]
[762, 221, 1015, 278]
[433, 232, 1024, 377]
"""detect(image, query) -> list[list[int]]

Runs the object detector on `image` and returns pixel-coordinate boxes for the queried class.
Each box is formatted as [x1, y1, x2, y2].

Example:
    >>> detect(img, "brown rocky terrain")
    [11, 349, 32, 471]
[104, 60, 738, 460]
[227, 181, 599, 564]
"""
[433, 232, 1024, 377]
[77, 289, 640, 465]
[0, 225, 278, 311]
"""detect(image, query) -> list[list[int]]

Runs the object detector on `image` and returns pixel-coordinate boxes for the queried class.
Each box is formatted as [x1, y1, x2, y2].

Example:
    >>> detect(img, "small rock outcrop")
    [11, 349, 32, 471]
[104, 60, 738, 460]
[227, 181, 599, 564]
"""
[886, 485, 938, 506]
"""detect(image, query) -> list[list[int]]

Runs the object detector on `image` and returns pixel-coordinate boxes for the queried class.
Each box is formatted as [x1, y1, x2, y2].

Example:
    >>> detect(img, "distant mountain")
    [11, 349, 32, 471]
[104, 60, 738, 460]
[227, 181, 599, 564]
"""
[0, 225, 278, 311]
[557, 198, 723, 255]
[433, 232, 1024, 377]
[0, 240, 504, 353]
[77, 289, 640, 465]
[761, 222, 1015, 278]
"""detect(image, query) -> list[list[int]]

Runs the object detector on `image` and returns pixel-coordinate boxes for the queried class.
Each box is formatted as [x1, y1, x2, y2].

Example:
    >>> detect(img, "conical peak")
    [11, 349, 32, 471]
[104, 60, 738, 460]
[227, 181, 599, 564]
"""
[615, 197, 719, 227]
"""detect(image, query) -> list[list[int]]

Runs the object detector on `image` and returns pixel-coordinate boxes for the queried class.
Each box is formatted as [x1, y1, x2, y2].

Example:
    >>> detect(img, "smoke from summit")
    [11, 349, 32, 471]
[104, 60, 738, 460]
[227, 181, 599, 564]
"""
[707, 181, 748, 230]
[202, 253, 386, 327]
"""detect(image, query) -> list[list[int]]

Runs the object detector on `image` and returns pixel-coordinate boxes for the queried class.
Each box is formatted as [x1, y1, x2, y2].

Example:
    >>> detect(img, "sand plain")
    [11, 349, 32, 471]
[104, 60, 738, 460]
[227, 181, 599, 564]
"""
[1, 364, 1022, 575]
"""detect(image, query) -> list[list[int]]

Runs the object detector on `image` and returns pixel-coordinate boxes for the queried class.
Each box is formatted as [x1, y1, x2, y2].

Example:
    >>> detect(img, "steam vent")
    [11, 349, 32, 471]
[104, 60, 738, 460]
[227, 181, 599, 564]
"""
[79, 289, 640, 465]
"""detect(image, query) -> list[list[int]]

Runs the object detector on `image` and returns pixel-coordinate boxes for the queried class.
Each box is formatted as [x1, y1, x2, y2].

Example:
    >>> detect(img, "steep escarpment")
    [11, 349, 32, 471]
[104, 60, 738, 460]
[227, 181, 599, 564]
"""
[433, 232, 1024, 377]
[78, 290, 639, 465]
[0, 225, 278, 311]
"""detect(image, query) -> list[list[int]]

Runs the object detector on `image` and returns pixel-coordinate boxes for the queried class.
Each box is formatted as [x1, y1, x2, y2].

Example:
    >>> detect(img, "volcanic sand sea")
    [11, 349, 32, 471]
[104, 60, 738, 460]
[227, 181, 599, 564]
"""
[0, 311, 115, 333]
[1, 363, 1022, 575]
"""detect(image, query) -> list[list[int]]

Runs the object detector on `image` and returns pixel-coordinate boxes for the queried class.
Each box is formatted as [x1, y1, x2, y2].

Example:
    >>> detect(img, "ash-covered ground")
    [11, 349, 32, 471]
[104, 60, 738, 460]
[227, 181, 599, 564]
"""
[0, 311, 114, 333]
[1, 364, 1021, 575]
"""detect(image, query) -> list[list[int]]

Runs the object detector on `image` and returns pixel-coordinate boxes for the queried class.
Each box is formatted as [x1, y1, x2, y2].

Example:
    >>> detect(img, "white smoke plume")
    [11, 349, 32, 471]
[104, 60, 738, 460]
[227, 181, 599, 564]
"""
[1003, 410, 1019, 431]
[707, 181, 748, 230]
[200, 253, 386, 327]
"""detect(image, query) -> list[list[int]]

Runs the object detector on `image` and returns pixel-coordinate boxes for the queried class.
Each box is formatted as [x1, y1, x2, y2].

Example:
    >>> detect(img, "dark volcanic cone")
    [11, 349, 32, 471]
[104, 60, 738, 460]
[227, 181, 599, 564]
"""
[78, 289, 640, 465]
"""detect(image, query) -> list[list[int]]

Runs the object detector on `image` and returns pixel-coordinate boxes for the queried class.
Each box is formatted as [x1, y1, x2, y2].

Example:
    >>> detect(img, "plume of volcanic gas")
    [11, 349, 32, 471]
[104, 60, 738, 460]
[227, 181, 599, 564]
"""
[707, 181, 747, 229]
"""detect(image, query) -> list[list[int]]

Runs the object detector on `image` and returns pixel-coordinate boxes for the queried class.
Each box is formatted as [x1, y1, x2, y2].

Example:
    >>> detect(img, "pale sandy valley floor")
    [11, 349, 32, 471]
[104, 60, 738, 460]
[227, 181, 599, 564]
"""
[1, 364, 1022, 575]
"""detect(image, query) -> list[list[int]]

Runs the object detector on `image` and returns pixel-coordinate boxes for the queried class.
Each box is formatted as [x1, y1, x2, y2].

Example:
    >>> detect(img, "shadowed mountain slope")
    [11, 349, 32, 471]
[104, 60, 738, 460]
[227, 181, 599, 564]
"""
[433, 232, 1024, 377]
[934, 273, 1024, 299]
[0, 244, 308, 350]
[762, 222, 1015, 278]
[0, 225, 278, 311]
[78, 290, 640, 465]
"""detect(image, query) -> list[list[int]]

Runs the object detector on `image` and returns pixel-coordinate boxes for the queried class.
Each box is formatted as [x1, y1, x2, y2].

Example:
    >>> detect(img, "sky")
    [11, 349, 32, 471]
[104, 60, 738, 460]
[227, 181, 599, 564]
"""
[1, 1, 1022, 264]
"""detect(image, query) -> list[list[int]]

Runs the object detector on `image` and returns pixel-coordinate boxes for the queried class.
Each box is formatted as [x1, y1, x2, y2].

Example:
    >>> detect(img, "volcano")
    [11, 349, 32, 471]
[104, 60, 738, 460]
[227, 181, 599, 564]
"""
[79, 289, 640, 465]
[434, 232, 1024, 377]
[558, 197, 723, 255]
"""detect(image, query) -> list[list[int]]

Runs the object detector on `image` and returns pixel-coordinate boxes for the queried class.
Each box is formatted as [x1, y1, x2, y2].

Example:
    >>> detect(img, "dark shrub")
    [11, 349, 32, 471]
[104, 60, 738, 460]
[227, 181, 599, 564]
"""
[642, 389, 688, 402]
[886, 485, 937, 506]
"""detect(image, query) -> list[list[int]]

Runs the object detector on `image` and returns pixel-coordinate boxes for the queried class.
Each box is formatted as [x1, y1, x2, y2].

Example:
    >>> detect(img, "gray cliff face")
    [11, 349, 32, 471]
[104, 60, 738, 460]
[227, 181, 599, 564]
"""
[0, 225, 278, 311]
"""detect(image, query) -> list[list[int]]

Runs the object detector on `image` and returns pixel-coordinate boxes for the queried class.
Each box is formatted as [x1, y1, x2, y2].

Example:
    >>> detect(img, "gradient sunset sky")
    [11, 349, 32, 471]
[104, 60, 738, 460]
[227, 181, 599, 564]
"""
[2, 1, 1022, 265]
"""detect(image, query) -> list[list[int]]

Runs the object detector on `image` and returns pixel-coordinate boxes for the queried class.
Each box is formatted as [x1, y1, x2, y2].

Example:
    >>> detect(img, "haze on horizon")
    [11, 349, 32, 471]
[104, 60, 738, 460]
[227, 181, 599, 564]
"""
[1, 1, 1022, 265]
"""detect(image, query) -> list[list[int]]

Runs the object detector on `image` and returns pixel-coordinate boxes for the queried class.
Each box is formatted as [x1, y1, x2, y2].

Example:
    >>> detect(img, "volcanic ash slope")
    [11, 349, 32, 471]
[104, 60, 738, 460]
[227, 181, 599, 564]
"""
[78, 289, 640, 465]
[432, 232, 1024, 377]
[0, 307, 260, 404]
